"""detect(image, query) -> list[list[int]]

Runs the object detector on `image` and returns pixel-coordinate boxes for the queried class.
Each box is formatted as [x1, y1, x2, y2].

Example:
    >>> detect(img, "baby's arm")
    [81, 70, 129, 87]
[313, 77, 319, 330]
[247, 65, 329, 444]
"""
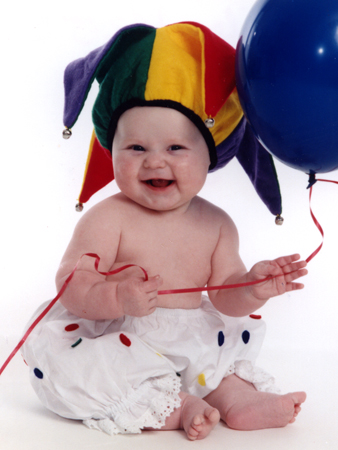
[56, 198, 162, 320]
[207, 214, 307, 317]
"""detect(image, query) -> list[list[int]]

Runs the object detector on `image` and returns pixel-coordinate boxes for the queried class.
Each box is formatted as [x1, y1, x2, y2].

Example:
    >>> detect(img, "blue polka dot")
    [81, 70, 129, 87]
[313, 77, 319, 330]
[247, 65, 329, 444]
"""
[242, 330, 250, 344]
[34, 368, 43, 379]
[218, 331, 225, 346]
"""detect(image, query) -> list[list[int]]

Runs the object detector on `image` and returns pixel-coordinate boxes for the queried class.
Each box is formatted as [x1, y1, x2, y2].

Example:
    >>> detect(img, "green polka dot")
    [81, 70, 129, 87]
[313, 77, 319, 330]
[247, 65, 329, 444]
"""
[71, 338, 82, 348]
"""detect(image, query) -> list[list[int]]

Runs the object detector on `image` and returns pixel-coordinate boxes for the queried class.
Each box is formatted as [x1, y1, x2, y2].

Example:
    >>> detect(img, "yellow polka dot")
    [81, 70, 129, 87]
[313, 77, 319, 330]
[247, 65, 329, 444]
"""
[156, 353, 163, 358]
[198, 373, 206, 386]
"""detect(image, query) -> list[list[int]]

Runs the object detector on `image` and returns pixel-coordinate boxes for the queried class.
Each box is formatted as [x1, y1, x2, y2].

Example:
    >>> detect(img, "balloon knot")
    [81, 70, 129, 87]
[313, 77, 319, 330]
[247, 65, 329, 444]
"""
[307, 173, 317, 189]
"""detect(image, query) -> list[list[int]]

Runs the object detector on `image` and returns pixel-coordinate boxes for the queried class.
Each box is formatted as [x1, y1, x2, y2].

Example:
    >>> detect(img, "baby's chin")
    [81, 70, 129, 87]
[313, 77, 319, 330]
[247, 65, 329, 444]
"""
[130, 195, 192, 214]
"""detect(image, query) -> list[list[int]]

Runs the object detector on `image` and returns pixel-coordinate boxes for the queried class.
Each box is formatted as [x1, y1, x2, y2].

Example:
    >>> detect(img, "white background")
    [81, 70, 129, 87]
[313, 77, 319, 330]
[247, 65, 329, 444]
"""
[1, 0, 338, 448]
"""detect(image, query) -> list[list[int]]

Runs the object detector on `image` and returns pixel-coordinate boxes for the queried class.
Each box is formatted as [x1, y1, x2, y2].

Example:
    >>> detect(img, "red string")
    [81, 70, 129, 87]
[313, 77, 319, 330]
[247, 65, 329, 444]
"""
[306, 178, 338, 263]
[158, 277, 272, 295]
[316, 179, 338, 185]
[1, 177, 337, 376]
[305, 186, 324, 263]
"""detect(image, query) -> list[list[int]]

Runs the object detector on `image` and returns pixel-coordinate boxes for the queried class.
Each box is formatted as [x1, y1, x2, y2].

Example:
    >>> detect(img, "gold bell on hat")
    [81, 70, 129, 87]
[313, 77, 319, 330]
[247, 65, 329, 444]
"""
[275, 215, 284, 225]
[204, 118, 215, 128]
[62, 128, 72, 139]
[75, 202, 84, 212]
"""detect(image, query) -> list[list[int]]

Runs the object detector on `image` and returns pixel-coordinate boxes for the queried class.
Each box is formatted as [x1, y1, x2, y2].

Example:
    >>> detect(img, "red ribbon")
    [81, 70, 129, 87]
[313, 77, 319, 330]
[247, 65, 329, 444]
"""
[1, 177, 337, 376]
[306, 178, 338, 263]
[158, 277, 272, 295]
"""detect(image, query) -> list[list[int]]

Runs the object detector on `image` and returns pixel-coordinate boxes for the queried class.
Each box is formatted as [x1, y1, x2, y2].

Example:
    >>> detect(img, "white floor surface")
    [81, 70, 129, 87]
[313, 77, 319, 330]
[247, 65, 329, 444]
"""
[1, 337, 337, 450]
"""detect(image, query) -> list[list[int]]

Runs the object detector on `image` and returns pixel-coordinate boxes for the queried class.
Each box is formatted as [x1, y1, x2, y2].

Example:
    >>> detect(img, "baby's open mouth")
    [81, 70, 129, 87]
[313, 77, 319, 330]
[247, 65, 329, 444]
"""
[145, 179, 174, 188]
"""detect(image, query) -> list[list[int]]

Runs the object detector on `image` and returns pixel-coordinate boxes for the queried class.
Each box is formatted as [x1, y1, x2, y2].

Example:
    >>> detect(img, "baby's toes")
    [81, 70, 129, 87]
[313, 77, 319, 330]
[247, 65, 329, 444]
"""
[192, 414, 204, 426]
[294, 404, 302, 415]
[191, 415, 204, 432]
[289, 408, 300, 424]
[206, 407, 221, 424]
[187, 429, 199, 440]
[187, 415, 205, 440]
[188, 414, 205, 440]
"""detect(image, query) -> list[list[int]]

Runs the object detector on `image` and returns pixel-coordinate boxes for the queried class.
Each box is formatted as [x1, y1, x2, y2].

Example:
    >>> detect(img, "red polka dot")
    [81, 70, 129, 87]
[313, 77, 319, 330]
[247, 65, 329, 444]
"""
[249, 314, 262, 320]
[119, 333, 131, 347]
[65, 324, 80, 332]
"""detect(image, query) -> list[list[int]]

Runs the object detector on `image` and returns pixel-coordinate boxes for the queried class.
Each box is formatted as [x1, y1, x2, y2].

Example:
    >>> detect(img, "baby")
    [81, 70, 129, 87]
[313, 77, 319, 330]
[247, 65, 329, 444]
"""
[22, 23, 307, 440]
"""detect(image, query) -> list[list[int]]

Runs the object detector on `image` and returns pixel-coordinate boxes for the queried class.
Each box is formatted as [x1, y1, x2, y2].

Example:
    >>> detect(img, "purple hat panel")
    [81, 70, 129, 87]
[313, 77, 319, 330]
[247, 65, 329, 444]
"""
[63, 24, 155, 129]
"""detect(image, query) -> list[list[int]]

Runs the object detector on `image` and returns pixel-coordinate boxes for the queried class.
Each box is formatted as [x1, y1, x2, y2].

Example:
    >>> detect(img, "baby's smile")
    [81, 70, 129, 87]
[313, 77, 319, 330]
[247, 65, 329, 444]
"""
[144, 179, 175, 188]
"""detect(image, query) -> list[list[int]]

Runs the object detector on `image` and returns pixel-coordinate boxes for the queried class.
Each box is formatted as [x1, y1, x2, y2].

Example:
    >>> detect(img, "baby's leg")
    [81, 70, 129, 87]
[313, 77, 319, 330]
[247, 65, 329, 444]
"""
[146, 392, 220, 440]
[204, 374, 306, 431]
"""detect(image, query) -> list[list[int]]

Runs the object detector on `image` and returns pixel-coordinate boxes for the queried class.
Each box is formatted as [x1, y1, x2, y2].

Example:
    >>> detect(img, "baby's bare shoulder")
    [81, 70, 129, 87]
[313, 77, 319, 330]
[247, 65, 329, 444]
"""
[193, 196, 236, 228]
[59, 194, 130, 272]
[76, 193, 130, 226]
[68, 194, 127, 247]
[191, 197, 239, 250]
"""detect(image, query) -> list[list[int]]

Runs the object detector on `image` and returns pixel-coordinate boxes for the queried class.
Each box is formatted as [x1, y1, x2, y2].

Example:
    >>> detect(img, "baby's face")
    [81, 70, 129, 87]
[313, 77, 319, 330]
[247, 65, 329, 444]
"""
[112, 107, 210, 212]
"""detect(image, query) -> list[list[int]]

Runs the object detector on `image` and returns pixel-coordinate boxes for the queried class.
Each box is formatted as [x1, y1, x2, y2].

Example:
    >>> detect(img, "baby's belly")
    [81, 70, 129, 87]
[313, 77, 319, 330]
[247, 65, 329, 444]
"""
[107, 263, 208, 310]
[156, 291, 203, 309]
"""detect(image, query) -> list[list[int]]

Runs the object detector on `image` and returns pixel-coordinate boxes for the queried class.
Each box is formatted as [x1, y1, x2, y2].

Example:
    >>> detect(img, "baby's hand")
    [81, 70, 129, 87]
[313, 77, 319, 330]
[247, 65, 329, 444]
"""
[247, 253, 308, 301]
[116, 275, 163, 317]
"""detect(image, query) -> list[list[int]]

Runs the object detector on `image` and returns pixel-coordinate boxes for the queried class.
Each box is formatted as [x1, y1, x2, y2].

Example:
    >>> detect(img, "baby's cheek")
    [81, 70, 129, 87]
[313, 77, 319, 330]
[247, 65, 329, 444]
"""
[114, 159, 135, 183]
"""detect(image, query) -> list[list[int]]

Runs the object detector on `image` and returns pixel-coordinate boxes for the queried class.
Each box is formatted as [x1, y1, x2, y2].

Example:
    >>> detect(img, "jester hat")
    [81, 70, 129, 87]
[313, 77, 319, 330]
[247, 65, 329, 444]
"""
[63, 22, 282, 219]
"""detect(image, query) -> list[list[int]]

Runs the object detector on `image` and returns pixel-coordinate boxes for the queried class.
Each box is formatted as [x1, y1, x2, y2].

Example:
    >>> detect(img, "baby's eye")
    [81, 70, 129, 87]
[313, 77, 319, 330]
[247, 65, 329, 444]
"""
[130, 145, 145, 151]
[169, 145, 183, 151]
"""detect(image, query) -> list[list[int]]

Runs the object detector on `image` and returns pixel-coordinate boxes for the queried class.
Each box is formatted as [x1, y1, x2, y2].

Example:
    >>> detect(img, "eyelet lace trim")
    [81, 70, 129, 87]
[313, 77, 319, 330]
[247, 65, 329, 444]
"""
[234, 360, 281, 394]
[83, 374, 181, 435]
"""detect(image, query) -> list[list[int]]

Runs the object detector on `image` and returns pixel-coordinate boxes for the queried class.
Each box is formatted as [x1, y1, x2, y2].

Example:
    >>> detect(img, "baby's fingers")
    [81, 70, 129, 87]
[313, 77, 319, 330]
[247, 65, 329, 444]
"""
[274, 254, 307, 275]
[282, 263, 308, 292]
[142, 275, 163, 293]
[274, 253, 304, 269]
[286, 281, 305, 292]
[284, 266, 308, 283]
[284, 271, 308, 291]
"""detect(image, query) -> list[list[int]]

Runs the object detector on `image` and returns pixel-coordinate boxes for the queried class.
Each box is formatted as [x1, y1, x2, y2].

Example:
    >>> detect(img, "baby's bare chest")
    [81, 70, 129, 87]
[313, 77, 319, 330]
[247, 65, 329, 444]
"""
[114, 218, 219, 288]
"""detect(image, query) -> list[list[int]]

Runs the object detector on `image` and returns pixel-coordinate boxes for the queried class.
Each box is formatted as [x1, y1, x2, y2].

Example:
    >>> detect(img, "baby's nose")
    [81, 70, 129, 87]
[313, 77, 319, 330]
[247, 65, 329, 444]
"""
[143, 151, 166, 169]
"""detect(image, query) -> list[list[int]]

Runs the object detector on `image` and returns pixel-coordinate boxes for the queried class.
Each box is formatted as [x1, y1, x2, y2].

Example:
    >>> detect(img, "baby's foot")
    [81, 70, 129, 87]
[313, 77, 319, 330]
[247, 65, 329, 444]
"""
[181, 395, 220, 440]
[226, 391, 307, 430]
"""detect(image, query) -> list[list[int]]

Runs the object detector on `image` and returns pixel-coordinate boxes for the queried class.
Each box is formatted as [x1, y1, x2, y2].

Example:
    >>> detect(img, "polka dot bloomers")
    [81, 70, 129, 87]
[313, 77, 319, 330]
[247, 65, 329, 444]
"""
[21, 296, 279, 435]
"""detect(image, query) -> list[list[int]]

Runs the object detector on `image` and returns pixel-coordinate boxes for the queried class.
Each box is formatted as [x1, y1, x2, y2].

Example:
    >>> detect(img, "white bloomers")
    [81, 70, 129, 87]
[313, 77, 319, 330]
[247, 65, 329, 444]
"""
[21, 296, 279, 435]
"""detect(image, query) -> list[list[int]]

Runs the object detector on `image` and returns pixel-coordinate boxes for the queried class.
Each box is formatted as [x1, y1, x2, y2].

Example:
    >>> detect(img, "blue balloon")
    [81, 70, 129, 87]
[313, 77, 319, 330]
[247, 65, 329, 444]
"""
[236, 0, 338, 174]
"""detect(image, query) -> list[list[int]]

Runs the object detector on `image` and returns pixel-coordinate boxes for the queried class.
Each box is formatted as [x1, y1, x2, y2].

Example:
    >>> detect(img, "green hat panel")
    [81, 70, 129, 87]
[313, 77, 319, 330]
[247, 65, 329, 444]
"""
[93, 26, 156, 149]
